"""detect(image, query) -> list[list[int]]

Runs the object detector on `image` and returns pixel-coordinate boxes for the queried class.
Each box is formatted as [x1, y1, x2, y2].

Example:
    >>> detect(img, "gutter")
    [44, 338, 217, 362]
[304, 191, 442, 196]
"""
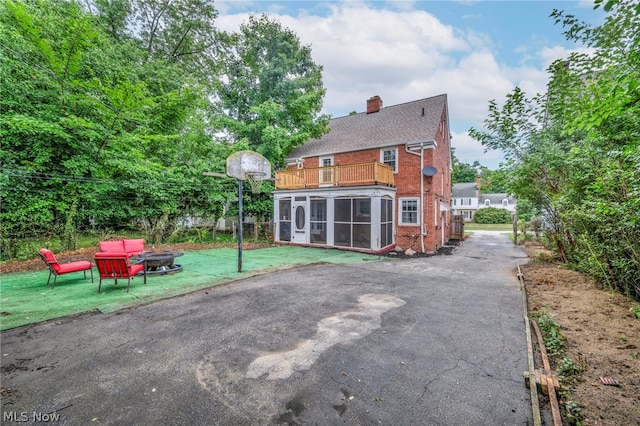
[405, 140, 436, 253]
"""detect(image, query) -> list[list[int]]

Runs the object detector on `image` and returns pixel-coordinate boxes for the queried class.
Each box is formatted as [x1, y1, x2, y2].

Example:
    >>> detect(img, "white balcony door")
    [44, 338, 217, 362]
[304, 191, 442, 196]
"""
[319, 156, 334, 186]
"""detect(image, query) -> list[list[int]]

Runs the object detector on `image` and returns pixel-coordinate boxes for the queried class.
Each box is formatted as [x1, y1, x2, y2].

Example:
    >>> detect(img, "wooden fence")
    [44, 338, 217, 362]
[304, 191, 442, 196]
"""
[450, 214, 465, 240]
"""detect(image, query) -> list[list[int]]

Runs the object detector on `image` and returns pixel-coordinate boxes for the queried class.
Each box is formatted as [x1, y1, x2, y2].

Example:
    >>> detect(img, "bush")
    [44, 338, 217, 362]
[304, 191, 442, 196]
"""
[474, 207, 512, 224]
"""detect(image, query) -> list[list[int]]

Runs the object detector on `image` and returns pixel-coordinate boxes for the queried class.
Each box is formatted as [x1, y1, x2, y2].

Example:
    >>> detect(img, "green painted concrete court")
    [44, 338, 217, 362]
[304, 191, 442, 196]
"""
[0, 246, 386, 331]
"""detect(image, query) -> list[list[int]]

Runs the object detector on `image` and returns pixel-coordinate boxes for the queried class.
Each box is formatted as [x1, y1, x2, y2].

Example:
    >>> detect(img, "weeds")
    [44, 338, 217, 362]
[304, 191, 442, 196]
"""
[534, 310, 586, 425]
[536, 311, 566, 355]
[557, 356, 583, 379]
[563, 400, 583, 426]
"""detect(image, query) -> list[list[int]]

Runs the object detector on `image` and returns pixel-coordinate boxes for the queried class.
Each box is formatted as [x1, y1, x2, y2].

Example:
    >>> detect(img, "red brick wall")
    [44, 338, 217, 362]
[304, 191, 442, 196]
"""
[287, 106, 452, 253]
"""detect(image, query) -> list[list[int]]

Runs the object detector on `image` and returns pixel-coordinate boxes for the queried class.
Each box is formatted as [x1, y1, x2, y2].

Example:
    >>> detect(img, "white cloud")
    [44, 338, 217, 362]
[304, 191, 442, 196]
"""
[215, 1, 569, 169]
[384, 0, 417, 11]
[451, 131, 505, 169]
[537, 44, 595, 68]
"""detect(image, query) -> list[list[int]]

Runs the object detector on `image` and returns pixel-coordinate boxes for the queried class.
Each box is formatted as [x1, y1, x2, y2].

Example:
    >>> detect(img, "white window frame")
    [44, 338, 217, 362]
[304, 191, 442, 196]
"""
[502, 199, 508, 207]
[380, 147, 398, 173]
[399, 197, 420, 225]
[484, 199, 491, 206]
[319, 156, 333, 167]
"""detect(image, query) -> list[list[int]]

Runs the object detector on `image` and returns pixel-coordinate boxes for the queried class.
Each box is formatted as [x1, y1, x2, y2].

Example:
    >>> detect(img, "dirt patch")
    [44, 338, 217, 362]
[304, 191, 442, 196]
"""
[521, 241, 640, 425]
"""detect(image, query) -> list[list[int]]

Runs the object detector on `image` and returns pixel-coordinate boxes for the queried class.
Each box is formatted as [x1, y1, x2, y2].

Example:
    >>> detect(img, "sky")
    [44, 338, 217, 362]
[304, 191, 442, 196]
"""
[214, 1, 606, 169]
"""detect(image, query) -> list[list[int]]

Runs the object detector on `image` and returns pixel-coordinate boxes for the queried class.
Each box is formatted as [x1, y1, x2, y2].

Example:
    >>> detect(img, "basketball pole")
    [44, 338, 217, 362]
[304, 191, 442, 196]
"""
[237, 178, 243, 273]
[204, 151, 270, 274]
[202, 171, 243, 273]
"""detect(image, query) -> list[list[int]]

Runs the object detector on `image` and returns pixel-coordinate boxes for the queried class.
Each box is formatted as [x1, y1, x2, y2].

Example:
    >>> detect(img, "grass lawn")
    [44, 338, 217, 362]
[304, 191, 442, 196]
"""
[463, 222, 513, 231]
[0, 246, 386, 331]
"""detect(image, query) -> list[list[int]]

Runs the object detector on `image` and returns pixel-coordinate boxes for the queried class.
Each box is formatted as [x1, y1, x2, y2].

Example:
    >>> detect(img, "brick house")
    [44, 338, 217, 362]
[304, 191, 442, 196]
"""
[273, 94, 452, 254]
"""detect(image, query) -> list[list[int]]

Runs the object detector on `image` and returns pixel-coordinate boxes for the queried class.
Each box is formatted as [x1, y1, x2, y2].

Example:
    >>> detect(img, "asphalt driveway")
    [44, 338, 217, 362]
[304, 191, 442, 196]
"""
[1, 232, 531, 425]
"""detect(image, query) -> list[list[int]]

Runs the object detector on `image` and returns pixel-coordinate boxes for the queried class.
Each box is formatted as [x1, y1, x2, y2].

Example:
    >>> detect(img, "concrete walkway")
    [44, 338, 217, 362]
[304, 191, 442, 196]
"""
[1, 232, 532, 425]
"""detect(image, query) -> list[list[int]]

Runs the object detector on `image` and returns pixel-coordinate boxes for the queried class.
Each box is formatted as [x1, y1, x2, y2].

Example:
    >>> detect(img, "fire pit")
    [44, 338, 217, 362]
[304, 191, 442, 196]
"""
[136, 251, 183, 275]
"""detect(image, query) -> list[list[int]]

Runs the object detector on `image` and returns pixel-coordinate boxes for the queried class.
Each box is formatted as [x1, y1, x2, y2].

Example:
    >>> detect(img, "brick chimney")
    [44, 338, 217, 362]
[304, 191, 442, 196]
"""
[367, 96, 383, 114]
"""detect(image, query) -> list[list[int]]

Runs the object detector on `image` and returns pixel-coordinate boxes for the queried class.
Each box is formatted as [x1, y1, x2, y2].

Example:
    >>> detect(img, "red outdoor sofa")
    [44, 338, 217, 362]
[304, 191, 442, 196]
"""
[98, 239, 145, 258]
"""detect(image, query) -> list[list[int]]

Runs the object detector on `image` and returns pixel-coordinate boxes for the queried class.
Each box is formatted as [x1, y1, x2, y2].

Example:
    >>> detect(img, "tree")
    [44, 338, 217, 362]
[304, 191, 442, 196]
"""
[213, 14, 329, 168]
[451, 150, 506, 192]
[211, 14, 329, 219]
[451, 149, 481, 184]
[0, 0, 229, 255]
[469, 0, 640, 299]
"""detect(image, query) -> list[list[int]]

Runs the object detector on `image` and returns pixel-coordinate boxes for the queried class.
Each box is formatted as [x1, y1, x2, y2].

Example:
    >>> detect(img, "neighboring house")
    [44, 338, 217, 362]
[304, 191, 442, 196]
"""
[451, 181, 480, 221]
[452, 177, 517, 221]
[273, 94, 453, 254]
[479, 193, 517, 214]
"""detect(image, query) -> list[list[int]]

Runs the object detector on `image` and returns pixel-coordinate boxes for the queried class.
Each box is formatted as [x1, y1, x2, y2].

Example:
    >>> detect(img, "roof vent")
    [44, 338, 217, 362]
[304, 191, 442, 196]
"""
[367, 96, 383, 114]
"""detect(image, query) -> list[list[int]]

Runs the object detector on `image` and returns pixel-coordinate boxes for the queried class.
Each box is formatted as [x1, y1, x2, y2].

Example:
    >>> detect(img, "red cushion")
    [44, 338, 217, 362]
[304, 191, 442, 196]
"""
[99, 241, 125, 252]
[40, 248, 57, 263]
[128, 264, 145, 276]
[56, 261, 92, 274]
[40, 249, 62, 273]
[123, 239, 145, 255]
[40, 249, 91, 275]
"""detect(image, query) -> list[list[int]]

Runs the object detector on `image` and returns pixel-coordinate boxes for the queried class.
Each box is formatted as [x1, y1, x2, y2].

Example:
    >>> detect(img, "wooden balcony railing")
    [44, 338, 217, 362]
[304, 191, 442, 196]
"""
[275, 161, 395, 189]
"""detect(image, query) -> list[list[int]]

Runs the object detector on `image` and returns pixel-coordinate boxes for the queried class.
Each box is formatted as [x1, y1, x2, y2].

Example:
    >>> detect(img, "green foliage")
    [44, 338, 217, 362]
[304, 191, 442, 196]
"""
[0, 1, 331, 261]
[470, 0, 640, 301]
[473, 207, 512, 224]
[451, 149, 482, 183]
[563, 400, 584, 426]
[557, 356, 583, 379]
[0, 0, 241, 260]
[213, 14, 329, 168]
[450, 150, 506, 192]
[536, 311, 566, 355]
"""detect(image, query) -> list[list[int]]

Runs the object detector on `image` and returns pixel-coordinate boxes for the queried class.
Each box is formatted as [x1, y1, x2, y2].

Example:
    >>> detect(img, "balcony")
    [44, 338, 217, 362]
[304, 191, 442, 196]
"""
[275, 161, 395, 190]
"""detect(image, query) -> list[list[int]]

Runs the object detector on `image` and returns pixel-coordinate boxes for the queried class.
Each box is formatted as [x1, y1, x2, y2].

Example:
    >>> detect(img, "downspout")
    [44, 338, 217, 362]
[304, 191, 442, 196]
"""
[405, 143, 426, 253]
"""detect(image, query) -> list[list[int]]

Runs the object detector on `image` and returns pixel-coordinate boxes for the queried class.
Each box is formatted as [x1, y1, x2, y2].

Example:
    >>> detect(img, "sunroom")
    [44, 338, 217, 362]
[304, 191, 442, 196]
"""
[273, 162, 396, 253]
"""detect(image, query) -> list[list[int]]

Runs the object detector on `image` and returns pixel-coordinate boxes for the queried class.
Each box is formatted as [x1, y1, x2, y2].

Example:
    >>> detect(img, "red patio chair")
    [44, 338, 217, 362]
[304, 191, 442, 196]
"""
[39, 249, 93, 289]
[94, 252, 146, 293]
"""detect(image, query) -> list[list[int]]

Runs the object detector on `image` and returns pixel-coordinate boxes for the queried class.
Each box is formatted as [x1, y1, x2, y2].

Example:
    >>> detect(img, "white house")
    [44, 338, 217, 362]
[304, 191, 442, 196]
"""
[452, 177, 516, 221]
[451, 182, 480, 221]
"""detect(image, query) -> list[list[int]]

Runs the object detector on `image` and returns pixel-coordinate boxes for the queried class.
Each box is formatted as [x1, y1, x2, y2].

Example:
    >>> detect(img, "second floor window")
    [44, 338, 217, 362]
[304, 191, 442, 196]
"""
[381, 148, 397, 173]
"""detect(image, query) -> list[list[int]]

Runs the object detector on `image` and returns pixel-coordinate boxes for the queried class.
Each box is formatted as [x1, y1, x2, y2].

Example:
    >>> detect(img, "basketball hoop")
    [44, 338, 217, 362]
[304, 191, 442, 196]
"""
[245, 172, 265, 194]
[223, 150, 272, 273]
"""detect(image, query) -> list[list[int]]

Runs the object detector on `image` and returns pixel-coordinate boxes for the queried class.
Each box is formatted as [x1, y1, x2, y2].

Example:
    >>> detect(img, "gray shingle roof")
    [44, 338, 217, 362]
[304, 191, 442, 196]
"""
[480, 193, 516, 204]
[452, 182, 478, 197]
[288, 94, 447, 160]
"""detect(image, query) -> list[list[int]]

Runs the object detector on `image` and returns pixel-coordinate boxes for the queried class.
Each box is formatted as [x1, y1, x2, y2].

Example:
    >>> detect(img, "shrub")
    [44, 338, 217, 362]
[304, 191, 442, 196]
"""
[474, 207, 512, 224]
